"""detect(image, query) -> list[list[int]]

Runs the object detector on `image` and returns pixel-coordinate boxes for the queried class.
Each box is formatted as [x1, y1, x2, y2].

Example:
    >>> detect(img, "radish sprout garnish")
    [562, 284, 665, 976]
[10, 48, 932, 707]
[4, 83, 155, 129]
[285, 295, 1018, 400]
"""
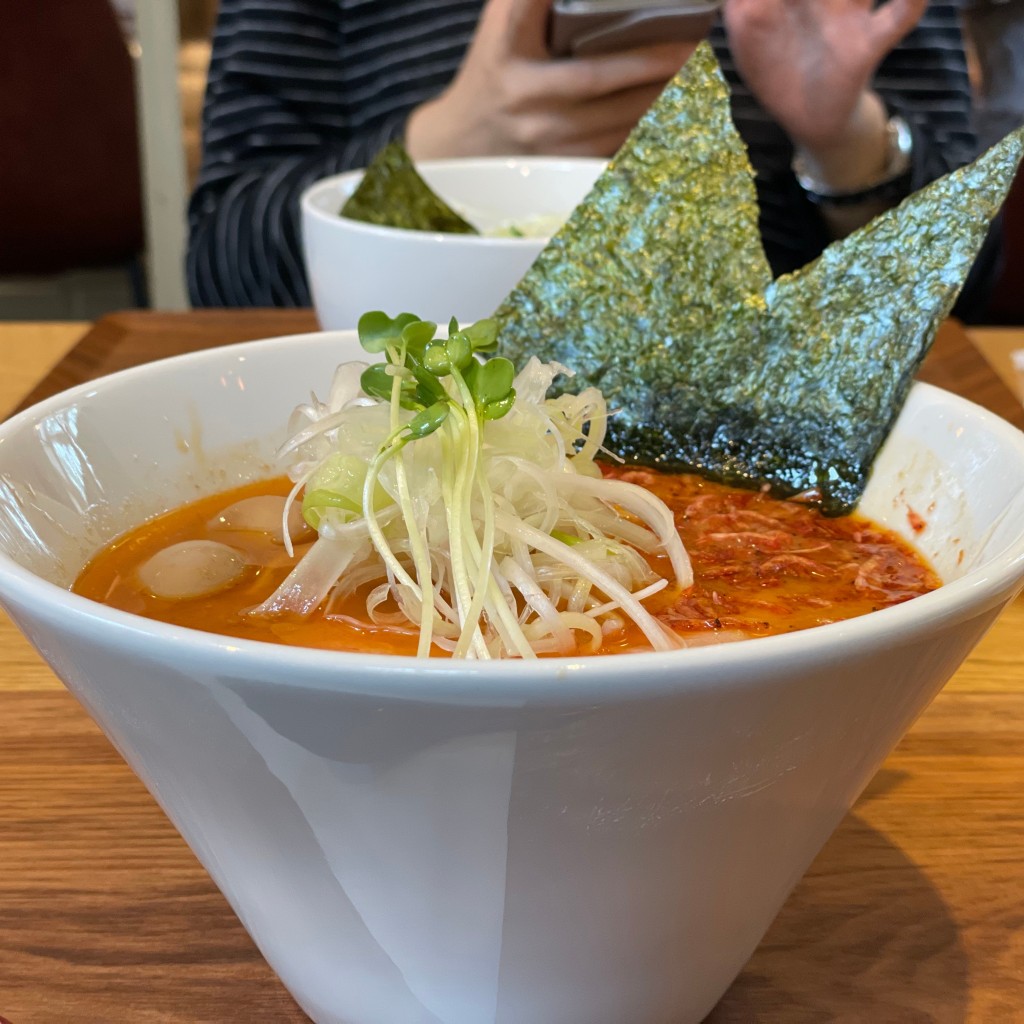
[258, 312, 693, 658]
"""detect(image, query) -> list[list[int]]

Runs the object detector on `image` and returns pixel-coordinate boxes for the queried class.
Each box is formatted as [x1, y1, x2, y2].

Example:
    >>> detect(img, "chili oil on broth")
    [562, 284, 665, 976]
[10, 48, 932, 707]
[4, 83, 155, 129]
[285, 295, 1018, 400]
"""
[72, 471, 942, 657]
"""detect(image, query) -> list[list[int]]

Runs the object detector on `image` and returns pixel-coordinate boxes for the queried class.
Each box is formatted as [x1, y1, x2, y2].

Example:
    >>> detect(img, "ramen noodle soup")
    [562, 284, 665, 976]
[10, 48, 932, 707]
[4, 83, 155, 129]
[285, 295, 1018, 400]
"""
[72, 316, 943, 658]
[73, 466, 940, 657]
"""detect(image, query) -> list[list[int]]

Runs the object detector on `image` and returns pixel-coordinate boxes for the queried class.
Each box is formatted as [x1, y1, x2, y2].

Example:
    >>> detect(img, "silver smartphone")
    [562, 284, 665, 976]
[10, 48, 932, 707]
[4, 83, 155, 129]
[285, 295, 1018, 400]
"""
[548, 0, 722, 58]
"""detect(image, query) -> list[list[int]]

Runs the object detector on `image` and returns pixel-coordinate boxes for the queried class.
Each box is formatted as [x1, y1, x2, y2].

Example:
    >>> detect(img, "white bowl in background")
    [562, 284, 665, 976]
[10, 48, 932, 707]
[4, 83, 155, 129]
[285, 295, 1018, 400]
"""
[1, 330, 1024, 1024]
[300, 158, 605, 329]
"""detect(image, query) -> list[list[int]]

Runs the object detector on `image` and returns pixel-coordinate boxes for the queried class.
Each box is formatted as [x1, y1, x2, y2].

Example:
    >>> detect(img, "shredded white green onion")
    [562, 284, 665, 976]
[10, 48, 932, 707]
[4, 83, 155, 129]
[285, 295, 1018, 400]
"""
[254, 313, 693, 658]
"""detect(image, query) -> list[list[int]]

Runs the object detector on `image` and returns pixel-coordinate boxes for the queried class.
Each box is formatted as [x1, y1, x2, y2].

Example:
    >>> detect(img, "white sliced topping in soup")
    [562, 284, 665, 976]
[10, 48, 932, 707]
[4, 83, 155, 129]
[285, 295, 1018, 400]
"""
[208, 495, 312, 545]
[137, 541, 248, 600]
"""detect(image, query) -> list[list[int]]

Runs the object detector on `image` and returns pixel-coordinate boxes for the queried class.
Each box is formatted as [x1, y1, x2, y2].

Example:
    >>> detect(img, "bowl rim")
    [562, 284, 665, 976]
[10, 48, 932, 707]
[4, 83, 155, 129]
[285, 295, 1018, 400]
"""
[2, 329, 1024, 702]
[299, 155, 608, 248]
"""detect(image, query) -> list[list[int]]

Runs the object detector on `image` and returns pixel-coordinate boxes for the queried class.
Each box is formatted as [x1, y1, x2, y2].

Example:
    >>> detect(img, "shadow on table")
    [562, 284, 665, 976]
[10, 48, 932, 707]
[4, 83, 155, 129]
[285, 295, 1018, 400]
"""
[706, 769, 968, 1022]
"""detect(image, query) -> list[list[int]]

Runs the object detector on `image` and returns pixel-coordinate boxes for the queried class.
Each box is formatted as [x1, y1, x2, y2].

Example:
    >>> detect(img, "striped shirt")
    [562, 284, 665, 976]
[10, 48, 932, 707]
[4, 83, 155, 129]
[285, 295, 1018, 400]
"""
[188, 0, 994, 315]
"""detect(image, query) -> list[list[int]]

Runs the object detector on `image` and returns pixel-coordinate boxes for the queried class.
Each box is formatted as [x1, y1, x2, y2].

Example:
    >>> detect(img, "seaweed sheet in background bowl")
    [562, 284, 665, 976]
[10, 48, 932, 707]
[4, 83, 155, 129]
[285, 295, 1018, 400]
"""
[340, 141, 478, 234]
[495, 43, 1024, 516]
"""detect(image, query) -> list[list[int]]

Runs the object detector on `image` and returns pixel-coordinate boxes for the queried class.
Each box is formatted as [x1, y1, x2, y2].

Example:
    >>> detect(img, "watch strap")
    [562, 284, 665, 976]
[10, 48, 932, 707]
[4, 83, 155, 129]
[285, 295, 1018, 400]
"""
[793, 115, 914, 208]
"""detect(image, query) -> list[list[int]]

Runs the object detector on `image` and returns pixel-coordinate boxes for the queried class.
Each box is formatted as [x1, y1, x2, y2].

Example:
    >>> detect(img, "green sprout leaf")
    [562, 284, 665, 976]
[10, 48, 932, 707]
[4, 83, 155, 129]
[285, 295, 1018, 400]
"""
[465, 357, 515, 408]
[481, 391, 516, 421]
[358, 314, 516, 459]
[422, 341, 452, 377]
[401, 319, 438, 358]
[359, 363, 396, 403]
[409, 361, 448, 404]
[422, 332, 474, 376]
[445, 332, 474, 372]
[464, 318, 499, 353]
[358, 310, 421, 354]
[406, 401, 450, 440]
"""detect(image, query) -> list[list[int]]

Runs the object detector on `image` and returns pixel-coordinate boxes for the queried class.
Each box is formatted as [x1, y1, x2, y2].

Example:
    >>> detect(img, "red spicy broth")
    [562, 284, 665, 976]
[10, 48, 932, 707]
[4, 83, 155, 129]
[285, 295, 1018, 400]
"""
[72, 469, 941, 656]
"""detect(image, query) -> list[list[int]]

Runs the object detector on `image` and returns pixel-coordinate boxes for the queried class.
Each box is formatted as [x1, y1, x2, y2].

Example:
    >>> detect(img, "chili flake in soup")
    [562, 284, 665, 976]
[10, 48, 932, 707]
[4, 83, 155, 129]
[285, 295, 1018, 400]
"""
[73, 469, 940, 656]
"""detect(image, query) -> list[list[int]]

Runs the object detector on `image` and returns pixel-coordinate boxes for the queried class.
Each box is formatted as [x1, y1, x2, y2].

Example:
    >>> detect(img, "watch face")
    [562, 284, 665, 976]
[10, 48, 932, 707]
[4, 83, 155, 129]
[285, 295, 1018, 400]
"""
[887, 115, 914, 176]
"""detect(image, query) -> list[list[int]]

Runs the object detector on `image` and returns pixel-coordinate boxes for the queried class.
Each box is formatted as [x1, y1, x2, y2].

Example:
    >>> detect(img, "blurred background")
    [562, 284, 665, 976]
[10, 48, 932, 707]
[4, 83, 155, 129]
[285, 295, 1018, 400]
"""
[0, 0, 1020, 323]
[0, 0, 215, 321]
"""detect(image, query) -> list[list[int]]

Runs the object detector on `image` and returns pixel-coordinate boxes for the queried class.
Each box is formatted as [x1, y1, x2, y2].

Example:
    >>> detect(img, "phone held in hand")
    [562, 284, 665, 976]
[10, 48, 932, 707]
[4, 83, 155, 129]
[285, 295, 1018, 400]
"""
[548, 0, 722, 58]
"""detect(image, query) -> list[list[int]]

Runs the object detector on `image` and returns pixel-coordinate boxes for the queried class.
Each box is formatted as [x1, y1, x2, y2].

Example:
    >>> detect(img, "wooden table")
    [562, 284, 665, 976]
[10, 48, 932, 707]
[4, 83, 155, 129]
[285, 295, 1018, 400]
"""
[2, 312, 1024, 1023]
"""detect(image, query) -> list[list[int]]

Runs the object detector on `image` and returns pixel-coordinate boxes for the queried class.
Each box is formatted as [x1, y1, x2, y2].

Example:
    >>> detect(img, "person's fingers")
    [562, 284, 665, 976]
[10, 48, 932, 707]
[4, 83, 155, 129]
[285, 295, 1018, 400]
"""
[722, 0, 778, 34]
[524, 118, 637, 156]
[543, 42, 696, 101]
[568, 81, 671, 134]
[552, 129, 634, 156]
[503, 0, 557, 58]
[867, 0, 928, 56]
[522, 81, 675, 153]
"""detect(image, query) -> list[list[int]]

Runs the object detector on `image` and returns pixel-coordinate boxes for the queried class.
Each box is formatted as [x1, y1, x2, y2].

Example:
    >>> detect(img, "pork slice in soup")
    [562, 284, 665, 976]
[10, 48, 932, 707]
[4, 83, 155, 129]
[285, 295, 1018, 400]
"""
[72, 470, 940, 656]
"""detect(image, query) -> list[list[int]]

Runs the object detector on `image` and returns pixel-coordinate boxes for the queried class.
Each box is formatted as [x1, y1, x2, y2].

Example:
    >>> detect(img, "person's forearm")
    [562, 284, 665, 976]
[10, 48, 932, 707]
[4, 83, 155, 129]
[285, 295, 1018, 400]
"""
[794, 90, 891, 192]
[791, 89, 897, 237]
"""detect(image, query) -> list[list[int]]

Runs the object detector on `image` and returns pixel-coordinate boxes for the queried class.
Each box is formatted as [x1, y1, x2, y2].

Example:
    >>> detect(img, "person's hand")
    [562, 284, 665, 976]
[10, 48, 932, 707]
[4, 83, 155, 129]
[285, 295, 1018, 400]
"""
[725, 0, 927, 218]
[723, 0, 928, 155]
[405, 0, 696, 160]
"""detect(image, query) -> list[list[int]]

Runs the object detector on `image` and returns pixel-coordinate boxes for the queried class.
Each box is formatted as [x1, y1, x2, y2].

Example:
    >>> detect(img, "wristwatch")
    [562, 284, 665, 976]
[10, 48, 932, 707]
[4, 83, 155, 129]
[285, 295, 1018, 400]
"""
[792, 114, 914, 207]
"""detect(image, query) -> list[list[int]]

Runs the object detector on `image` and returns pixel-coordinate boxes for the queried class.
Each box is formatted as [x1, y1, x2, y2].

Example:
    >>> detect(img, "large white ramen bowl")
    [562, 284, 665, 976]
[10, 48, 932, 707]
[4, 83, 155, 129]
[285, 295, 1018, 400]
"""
[1, 330, 1024, 1024]
[300, 157, 605, 329]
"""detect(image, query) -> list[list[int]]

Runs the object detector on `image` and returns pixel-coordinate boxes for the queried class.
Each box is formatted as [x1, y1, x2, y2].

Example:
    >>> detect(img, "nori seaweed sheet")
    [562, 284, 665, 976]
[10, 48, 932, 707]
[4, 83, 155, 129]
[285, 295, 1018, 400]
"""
[495, 44, 1024, 515]
[495, 44, 771, 419]
[341, 141, 478, 234]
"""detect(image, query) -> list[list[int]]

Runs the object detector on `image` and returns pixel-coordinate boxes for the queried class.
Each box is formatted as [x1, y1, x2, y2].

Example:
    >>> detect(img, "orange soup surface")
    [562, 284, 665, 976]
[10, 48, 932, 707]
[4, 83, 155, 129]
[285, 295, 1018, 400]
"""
[73, 469, 941, 656]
